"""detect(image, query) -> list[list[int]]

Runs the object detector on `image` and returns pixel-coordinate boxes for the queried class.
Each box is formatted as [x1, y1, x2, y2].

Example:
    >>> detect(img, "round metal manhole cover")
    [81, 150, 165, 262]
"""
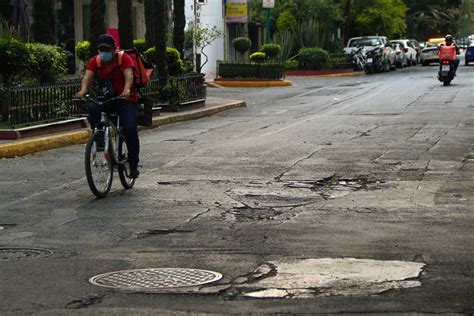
[89, 268, 223, 290]
[0, 247, 53, 261]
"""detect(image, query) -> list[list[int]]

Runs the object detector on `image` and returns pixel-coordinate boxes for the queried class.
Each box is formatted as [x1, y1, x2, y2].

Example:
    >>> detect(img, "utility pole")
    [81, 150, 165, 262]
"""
[262, 0, 274, 44]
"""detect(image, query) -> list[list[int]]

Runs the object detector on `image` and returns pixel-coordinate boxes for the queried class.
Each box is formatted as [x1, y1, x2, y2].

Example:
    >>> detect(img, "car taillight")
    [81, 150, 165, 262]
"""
[443, 60, 450, 65]
[403, 48, 408, 53]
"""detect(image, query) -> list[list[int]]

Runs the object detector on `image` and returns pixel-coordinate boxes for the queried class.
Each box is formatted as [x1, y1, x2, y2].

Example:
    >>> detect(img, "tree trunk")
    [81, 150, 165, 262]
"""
[144, 0, 155, 49]
[31, 0, 56, 44]
[173, 0, 185, 58]
[155, 0, 169, 89]
[89, 0, 107, 52]
[117, 0, 133, 49]
[342, 0, 352, 44]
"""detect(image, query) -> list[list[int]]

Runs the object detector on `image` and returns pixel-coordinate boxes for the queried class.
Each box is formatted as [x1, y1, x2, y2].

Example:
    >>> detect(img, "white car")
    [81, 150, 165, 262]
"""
[390, 39, 418, 66]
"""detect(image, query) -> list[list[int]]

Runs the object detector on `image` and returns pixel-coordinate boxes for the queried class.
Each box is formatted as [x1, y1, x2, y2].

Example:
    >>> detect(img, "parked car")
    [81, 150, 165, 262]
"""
[391, 42, 408, 68]
[409, 39, 422, 64]
[343, 36, 390, 56]
[344, 36, 394, 71]
[421, 38, 445, 66]
[466, 42, 474, 65]
[391, 39, 418, 66]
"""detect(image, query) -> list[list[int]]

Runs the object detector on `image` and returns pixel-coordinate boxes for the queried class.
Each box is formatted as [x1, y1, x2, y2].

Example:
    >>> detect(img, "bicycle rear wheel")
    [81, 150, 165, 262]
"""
[85, 131, 113, 197]
[118, 136, 136, 189]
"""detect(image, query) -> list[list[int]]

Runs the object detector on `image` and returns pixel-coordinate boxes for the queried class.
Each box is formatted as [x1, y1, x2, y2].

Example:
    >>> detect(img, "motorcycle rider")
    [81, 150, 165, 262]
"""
[441, 34, 460, 74]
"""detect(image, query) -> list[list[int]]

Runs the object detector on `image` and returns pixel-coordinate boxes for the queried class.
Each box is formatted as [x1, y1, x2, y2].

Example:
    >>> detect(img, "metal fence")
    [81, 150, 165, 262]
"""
[142, 73, 207, 106]
[1, 73, 206, 127]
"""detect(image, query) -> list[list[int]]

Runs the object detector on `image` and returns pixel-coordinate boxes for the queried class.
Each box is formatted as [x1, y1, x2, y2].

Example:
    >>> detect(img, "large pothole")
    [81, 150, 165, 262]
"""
[236, 258, 424, 299]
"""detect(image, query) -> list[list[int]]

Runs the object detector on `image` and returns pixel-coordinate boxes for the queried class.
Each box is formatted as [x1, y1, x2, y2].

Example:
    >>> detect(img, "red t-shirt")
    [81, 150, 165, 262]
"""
[87, 53, 138, 103]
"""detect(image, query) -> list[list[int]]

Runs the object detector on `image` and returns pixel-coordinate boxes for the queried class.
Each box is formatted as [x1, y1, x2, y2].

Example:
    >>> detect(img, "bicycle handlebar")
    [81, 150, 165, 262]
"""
[73, 95, 126, 105]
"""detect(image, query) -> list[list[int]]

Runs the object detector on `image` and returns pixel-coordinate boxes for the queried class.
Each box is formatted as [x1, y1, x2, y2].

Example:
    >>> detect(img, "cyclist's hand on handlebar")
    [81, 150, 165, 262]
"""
[120, 88, 131, 98]
[75, 90, 87, 99]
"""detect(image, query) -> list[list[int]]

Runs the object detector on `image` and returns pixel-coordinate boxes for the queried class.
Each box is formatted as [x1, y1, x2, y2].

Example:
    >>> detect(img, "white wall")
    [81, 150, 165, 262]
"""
[185, 0, 225, 77]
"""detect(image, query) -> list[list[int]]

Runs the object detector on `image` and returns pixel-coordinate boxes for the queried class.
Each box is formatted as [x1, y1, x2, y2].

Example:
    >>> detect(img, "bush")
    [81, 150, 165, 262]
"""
[218, 62, 284, 80]
[250, 52, 267, 63]
[133, 39, 146, 53]
[232, 37, 251, 54]
[75, 41, 93, 63]
[276, 11, 297, 32]
[144, 47, 184, 75]
[0, 38, 30, 86]
[297, 47, 329, 70]
[26, 43, 67, 83]
[261, 44, 281, 59]
[284, 60, 299, 70]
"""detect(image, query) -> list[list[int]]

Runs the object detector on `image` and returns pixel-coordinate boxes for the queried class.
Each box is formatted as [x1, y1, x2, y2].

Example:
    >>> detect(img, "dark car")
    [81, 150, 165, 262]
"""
[466, 42, 474, 65]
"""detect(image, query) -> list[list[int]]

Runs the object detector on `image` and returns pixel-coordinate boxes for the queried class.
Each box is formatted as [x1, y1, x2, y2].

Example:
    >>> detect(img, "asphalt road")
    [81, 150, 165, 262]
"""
[1, 64, 474, 315]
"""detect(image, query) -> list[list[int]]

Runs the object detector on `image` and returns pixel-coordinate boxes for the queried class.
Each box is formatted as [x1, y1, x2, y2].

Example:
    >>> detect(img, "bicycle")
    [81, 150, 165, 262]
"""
[79, 95, 136, 198]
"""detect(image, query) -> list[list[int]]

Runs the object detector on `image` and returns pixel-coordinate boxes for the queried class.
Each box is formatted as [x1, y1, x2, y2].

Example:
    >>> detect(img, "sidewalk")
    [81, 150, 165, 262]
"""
[0, 97, 246, 159]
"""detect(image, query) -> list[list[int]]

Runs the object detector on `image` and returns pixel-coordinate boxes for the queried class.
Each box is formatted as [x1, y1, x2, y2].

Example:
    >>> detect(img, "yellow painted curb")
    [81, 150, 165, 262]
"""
[214, 80, 292, 88]
[0, 130, 90, 159]
[0, 101, 246, 158]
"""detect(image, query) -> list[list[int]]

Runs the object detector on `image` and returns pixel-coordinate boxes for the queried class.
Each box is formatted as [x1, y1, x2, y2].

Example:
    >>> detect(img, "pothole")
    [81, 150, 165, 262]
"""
[236, 258, 424, 299]
[228, 176, 382, 208]
[89, 268, 223, 292]
[0, 247, 53, 261]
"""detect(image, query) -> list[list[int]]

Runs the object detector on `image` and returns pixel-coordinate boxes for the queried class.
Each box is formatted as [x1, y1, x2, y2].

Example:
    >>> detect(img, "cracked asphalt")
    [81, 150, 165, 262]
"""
[1, 64, 474, 314]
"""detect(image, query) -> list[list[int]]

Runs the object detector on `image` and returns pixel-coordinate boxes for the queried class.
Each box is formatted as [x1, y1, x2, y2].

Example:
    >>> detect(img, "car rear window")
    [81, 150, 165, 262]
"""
[349, 38, 381, 47]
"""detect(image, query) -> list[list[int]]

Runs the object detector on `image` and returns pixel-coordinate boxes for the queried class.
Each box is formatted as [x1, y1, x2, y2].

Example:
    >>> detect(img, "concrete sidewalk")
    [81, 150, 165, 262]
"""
[0, 97, 246, 159]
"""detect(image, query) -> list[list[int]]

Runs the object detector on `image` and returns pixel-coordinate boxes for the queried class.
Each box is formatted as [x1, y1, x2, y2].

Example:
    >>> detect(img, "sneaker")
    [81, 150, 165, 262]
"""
[130, 167, 140, 178]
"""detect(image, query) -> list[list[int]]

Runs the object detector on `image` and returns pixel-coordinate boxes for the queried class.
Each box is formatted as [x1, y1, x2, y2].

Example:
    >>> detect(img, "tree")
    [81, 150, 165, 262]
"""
[173, 0, 185, 58]
[405, 0, 463, 40]
[89, 0, 106, 52]
[144, 0, 155, 49]
[117, 0, 133, 49]
[154, 0, 169, 87]
[31, 0, 56, 44]
[192, 24, 223, 71]
[352, 0, 407, 38]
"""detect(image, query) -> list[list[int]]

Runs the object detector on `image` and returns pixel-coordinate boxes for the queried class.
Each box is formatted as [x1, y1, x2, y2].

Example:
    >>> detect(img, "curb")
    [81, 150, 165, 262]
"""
[306, 72, 365, 78]
[0, 100, 246, 159]
[213, 80, 293, 88]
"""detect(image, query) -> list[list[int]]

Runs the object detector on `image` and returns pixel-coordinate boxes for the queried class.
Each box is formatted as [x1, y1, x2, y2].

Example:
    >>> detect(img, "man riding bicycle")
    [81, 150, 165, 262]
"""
[75, 34, 140, 178]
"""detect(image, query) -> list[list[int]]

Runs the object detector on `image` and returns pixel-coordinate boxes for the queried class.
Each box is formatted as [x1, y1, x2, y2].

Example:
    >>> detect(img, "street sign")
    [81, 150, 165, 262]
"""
[196, 0, 207, 5]
[262, 0, 275, 8]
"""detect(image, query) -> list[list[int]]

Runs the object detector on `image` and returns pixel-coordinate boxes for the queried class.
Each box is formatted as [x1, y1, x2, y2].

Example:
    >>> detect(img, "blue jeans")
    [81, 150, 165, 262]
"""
[88, 99, 140, 168]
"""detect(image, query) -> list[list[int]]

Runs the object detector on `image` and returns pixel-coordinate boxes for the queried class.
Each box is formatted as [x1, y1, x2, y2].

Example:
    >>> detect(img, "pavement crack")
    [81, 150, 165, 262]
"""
[187, 208, 212, 223]
[274, 148, 322, 181]
[65, 294, 105, 309]
[232, 262, 277, 285]
[404, 123, 428, 142]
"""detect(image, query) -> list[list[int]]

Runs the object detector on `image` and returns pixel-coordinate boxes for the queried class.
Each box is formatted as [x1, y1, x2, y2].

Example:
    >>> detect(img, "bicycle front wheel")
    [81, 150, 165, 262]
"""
[118, 136, 136, 189]
[85, 131, 113, 198]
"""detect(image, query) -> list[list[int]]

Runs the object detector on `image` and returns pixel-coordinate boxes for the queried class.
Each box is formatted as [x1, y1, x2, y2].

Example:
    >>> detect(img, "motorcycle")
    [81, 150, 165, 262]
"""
[438, 45, 456, 86]
[350, 46, 366, 71]
[364, 47, 384, 74]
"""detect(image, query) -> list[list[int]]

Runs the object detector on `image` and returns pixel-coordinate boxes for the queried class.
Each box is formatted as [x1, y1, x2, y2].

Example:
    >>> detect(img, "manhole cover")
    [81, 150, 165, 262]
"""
[89, 268, 223, 290]
[0, 247, 53, 261]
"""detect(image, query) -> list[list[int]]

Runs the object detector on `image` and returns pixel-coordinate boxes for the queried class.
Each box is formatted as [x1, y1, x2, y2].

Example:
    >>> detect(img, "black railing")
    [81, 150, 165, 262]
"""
[142, 73, 206, 106]
[1, 80, 85, 127]
[0, 73, 206, 127]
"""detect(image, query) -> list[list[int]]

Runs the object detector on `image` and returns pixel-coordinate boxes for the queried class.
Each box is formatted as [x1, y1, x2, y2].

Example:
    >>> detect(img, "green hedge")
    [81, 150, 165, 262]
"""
[144, 47, 184, 76]
[298, 47, 329, 70]
[218, 62, 284, 80]
[326, 53, 351, 69]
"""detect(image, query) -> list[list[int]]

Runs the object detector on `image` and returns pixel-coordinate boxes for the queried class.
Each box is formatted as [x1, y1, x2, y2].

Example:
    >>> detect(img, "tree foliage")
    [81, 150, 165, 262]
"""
[353, 0, 408, 38]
